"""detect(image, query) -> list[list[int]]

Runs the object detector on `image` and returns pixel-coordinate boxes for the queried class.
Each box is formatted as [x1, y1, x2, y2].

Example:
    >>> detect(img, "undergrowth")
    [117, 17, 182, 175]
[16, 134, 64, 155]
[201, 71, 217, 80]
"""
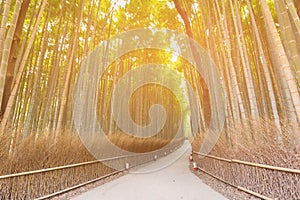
[192, 118, 300, 199]
[0, 130, 181, 199]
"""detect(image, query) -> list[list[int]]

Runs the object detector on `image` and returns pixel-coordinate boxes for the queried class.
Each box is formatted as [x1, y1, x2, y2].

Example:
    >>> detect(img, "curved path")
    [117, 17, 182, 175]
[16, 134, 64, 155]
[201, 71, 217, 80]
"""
[72, 141, 227, 200]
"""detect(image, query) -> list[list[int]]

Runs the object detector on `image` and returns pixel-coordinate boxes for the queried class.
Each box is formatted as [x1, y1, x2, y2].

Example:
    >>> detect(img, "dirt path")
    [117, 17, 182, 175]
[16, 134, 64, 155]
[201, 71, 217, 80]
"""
[72, 141, 228, 200]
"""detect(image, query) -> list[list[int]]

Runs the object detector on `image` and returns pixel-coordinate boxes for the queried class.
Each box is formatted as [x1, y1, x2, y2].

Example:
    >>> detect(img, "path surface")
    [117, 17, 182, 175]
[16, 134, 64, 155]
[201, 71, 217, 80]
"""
[72, 141, 227, 200]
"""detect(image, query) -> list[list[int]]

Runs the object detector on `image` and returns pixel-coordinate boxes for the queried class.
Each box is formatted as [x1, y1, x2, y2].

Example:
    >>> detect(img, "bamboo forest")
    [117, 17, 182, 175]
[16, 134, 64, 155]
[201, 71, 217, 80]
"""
[0, 0, 299, 199]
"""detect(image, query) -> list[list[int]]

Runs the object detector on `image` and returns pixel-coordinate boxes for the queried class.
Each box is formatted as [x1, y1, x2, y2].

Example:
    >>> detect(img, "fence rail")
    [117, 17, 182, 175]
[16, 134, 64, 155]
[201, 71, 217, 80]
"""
[34, 170, 122, 200]
[192, 150, 300, 200]
[0, 155, 130, 180]
[0, 141, 183, 199]
[192, 151, 300, 174]
[0, 143, 180, 180]
[197, 166, 273, 200]
[35, 153, 164, 200]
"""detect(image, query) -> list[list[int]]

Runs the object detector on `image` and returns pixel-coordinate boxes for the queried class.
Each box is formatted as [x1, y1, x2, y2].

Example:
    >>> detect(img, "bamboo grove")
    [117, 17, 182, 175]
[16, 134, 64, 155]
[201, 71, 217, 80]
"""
[0, 0, 300, 152]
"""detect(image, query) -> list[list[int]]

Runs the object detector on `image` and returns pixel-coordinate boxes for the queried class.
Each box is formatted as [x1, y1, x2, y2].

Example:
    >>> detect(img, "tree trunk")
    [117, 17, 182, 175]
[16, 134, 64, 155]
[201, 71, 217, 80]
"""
[246, 0, 281, 129]
[260, 0, 300, 122]
[274, 0, 300, 88]
[1, 0, 30, 115]
[0, 0, 11, 63]
[296, 0, 300, 17]
[0, 0, 47, 131]
[285, 0, 300, 34]
[229, 0, 259, 117]
[0, 0, 22, 112]
[56, 0, 85, 133]
[216, 0, 246, 121]
[173, 0, 211, 125]
[24, 6, 50, 137]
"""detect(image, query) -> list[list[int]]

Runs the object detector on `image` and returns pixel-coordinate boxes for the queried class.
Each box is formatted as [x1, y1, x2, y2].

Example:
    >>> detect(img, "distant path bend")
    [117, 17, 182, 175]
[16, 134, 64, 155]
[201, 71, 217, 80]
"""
[72, 141, 228, 200]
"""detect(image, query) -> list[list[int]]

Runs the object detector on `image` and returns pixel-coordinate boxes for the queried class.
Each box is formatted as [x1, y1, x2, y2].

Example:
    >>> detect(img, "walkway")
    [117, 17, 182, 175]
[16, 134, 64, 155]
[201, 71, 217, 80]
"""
[72, 141, 227, 200]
